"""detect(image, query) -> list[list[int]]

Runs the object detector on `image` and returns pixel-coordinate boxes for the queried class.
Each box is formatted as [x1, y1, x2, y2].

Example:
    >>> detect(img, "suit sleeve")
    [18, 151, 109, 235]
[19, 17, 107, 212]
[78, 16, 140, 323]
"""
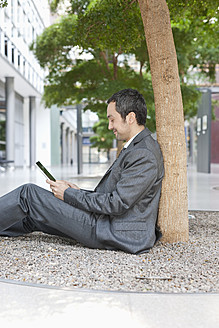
[63, 149, 158, 216]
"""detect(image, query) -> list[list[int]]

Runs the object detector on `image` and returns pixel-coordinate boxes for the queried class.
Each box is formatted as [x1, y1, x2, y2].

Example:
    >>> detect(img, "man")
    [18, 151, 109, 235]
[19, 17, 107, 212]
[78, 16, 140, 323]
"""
[0, 89, 164, 254]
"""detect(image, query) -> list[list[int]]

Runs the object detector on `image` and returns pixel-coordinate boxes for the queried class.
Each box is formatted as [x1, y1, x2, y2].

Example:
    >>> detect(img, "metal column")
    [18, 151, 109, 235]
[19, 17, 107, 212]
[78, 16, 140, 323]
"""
[197, 89, 212, 173]
[77, 104, 83, 174]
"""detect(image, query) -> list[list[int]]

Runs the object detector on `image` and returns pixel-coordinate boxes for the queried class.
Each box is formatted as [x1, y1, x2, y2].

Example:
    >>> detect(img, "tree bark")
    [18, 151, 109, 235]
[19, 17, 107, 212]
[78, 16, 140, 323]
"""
[100, 51, 111, 75]
[138, 0, 189, 242]
[113, 53, 118, 80]
[116, 140, 125, 157]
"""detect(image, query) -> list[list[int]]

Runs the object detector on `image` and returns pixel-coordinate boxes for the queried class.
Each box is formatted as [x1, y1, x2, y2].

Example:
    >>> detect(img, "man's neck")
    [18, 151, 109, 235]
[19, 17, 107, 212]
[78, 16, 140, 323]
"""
[127, 125, 145, 142]
[124, 127, 145, 148]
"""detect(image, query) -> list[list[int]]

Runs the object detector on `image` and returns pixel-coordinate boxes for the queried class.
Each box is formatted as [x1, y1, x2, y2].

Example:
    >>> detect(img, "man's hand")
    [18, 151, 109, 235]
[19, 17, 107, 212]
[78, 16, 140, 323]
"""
[46, 180, 80, 200]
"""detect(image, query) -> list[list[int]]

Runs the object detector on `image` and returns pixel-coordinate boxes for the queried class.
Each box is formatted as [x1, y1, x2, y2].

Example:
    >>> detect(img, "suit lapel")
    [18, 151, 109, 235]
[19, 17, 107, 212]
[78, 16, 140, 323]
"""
[94, 129, 151, 190]
[101, 147, 126, 177]
[132, 128, 151, 146]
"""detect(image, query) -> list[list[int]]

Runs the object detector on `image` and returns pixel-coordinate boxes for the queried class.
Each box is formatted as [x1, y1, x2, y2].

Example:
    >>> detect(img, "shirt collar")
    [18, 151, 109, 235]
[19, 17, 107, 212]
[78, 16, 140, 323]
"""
[123, 131, 142, 149]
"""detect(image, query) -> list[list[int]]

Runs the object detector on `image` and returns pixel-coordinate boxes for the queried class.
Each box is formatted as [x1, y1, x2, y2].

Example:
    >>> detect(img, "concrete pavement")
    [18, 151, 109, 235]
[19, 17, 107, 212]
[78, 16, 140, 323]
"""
[188, 163, 219, 211]
[1, 162, 219, 211]
[0, 279, 218, 328]
[0, 162, 219, 327]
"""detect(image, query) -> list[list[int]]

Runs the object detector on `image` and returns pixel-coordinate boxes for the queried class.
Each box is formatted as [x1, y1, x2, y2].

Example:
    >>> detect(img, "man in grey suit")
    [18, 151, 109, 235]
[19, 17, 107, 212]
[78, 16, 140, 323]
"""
[0, 89, 164, 254]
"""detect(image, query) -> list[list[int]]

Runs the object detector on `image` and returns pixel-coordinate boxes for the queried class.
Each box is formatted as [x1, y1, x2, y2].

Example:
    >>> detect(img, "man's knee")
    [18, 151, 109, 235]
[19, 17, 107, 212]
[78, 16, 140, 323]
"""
[22, 183, 37, 191]
[19, 183, 41, 211]
[20, 183, 42, 198]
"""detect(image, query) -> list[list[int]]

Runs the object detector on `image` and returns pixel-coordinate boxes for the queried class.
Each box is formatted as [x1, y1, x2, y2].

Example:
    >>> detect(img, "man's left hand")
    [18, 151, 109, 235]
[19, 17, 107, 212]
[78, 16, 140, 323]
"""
[46, 180, 79, 200]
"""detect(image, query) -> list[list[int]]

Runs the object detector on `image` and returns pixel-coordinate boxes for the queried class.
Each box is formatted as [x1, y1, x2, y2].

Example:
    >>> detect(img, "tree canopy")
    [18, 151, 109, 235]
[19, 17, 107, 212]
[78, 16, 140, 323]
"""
[0, 0, 7, 8]
[31, 0, 219, 150]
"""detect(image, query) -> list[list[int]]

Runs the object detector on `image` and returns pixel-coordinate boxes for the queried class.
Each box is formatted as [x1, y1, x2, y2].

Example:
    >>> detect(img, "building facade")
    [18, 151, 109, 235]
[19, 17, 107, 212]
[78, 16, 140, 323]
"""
[0, 0, 104, 170]
[0, 0, 52, 167]
[211, 65, 219, 164]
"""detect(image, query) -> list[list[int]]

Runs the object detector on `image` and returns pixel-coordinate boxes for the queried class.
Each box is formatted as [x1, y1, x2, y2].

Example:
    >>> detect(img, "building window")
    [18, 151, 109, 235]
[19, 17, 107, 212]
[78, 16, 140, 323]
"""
[12, 46, 14, 63]
[23, 59, 25, 75]
[18, 52, 20, 66]
[4, 37, 8, 56]
[0, 107, 6, 159]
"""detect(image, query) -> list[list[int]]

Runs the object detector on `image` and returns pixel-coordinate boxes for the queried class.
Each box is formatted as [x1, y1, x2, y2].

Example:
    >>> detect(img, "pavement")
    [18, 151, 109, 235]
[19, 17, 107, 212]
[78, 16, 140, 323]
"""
[188, 163, 219, 211]
[0, 162, 219, 327]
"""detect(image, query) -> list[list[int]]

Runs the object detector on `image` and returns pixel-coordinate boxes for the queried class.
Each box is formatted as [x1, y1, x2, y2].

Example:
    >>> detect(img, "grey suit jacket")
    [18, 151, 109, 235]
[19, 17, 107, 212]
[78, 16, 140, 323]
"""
[64, 128, 164, 254]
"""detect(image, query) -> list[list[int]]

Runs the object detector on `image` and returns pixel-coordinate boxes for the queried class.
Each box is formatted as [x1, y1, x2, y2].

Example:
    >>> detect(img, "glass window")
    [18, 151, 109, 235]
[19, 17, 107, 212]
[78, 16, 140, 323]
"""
[12, 45, 14, 63]
[0, 108, 6, 159]
[4, 37, 8, 56]
[23, 59, 25, 75]
[18, 52, 20, 66]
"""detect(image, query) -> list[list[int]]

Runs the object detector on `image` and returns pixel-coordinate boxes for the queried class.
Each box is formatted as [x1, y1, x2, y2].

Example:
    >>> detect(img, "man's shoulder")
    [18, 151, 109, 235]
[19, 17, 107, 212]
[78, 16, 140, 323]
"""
[133, 129, 161, 152]
[125, 129, 163, 170]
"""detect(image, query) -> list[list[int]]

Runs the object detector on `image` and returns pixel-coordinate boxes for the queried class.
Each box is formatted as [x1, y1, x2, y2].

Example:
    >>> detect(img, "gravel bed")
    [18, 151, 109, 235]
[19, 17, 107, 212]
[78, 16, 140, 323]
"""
[0, 211, 218, 293]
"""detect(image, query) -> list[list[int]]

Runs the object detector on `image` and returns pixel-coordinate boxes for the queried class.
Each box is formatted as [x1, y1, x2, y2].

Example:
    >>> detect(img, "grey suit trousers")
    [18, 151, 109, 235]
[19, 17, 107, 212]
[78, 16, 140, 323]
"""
[0, 183, 104, 249]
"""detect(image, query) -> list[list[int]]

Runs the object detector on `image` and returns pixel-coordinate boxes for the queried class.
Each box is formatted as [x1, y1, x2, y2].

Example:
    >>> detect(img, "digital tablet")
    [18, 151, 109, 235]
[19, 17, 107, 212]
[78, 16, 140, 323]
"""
[36, 161, 56, 181]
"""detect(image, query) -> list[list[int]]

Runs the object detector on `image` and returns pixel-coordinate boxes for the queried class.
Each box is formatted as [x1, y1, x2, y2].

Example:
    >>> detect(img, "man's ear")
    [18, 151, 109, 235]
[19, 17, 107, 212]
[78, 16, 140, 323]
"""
[127, 112, 136, 124]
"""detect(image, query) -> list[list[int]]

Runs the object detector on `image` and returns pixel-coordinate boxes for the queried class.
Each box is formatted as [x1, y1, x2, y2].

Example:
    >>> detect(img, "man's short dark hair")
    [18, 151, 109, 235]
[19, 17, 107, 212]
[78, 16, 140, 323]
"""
[107, 89, 147, 126]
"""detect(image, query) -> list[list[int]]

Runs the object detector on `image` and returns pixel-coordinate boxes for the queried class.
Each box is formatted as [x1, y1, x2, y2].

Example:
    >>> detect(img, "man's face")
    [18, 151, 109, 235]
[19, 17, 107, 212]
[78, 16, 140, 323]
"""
[107, 102, 131, 141]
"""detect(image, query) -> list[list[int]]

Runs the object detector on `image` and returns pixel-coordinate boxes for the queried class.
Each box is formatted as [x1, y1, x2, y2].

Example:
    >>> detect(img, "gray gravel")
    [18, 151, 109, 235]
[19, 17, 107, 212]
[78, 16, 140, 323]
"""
[0, 211, 218, 293]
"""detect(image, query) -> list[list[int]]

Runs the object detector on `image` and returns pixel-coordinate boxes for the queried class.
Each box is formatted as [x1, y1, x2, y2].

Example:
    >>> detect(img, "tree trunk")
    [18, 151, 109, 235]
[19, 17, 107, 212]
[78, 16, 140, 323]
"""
[138, 0, 189, 242]
[117, 140, 125, 157]
[113, 53, 118, 80]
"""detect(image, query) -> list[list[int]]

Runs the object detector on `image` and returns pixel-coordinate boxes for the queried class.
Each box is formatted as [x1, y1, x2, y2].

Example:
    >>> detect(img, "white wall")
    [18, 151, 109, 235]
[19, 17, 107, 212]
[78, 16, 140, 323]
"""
[23, 97, 30, 167]
[36, 99, 51, 166]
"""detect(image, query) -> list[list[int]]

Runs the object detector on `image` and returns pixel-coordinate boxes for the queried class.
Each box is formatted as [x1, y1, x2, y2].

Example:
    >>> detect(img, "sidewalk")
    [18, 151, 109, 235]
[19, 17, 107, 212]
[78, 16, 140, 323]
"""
[1, 162, 219, 211]
[188, 163, 219, 211]
[0, 162, 219, 327]
[0, 162, 108, 196]
[0, 279, 218, 328]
